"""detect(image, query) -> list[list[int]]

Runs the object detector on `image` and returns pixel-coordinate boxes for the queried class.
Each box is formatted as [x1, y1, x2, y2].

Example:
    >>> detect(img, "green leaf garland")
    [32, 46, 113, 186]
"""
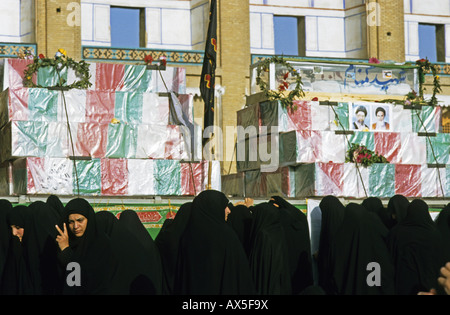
[255, 56, 304, 112]
[23, 55, 92, 90]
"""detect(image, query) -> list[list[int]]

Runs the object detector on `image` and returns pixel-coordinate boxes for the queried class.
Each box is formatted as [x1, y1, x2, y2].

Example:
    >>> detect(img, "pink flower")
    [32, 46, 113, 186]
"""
[369, 57, 380, 64]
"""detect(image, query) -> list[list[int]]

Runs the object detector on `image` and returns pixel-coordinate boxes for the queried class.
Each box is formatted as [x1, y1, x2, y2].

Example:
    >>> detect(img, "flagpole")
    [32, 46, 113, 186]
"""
[207, 159, 212, 190]
[200, 0, 217, 191]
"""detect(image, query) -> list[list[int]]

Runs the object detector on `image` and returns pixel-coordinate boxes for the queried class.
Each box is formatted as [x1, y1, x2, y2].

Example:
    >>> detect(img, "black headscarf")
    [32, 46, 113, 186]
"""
[270, 196, 313, 294]
[435, 203, 450, 262]
[0, 199, 12, 291]
[25, 201, 63, 294]
[1, 205, 34, 294]
[119, 209, 158, 252]
[227, 204, 253, 257]
[317, 196, 346, 295]
[96, 210, 162, 295]
[58, 198, 118, 295]
[118, 210, 163, 294]
[154, 202, 192, 295]
[387, 194, 410, 226]
[46, 195, 65, 218]
[344, 203, 395, 295]
[174, 190, 255, 295]
[362, 197, 395, 229]
[318, 196, 395, 295]
[387, 199, 447, 295]
[248, 202, 292, 295]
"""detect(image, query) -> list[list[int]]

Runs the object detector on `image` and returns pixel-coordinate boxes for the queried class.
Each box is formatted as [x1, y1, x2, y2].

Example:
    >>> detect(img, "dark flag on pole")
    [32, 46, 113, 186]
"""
[200, 0, 217, 134]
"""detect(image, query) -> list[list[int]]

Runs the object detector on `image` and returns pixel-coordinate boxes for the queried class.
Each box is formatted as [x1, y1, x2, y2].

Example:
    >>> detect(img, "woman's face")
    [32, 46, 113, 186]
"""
[225, 206, 231, 221]
[11, 225, 24, 242]
[68, 214, 88, 237]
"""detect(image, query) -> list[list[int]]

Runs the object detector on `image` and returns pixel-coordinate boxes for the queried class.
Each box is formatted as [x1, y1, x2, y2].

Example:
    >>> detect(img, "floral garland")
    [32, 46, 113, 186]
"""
[382, 58, 441, 107]
[413, 58, 442, 106]
[23, 49, 92, 90]
[255, 56, 304, 112]
[345, 143, 389, 167]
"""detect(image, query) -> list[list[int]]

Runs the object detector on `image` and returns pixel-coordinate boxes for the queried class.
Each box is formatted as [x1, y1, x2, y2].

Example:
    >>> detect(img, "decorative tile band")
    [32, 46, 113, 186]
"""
[0, 43, 37, 58]
[82, 46, 204, 65]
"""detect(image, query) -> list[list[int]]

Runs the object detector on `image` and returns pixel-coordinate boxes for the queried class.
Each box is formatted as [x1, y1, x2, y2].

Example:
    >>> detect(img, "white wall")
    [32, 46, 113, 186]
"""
[250, 1, 367, 59]
[81, 0, 208, 50]
[404, 0, 450, 62]
[0, 0, 35, 43]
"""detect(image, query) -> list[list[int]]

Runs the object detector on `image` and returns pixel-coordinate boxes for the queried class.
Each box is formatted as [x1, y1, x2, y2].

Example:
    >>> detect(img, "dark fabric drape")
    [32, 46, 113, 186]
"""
[270, 196, 313, 294]
[387, 199, 447, 295]
[362, 196, 395, 229]
[96, 210, 162, 294]
[227, 204, 253, 257]
[1, 205, 34, 295]
[26, 201, 63, 294]
[0, 199, 12, 292]
[318, 196, 395, 295]
[435, 203, 450, 262]
[387, 194, 410, 226]
[248, 202, 292, 295]
[154, 202, 192, 295]
[174, 190, 255, 295]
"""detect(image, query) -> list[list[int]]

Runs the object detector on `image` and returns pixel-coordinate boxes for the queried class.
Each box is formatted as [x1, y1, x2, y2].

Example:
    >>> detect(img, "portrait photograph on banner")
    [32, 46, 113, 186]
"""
[350, 102, 392, 132]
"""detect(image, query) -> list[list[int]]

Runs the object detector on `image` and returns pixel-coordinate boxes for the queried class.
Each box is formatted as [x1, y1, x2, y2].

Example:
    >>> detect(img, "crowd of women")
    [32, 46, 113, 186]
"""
[0, 190, 449, 295]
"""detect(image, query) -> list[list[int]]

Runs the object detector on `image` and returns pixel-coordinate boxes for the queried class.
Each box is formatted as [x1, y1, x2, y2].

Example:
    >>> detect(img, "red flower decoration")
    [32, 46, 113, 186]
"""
[283, 72, 289, 80]
[369, 57, 380, 64]
[311, 97, 319, 101]
[144, 55, 153, 64]
[38, 54, 45, 59]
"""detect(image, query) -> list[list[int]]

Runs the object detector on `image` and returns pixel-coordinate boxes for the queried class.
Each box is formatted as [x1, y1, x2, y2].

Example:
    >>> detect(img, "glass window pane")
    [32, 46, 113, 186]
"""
[274, 16, 298, 56]
[419, 24, 437, 63]
[111, 7, 140, 48]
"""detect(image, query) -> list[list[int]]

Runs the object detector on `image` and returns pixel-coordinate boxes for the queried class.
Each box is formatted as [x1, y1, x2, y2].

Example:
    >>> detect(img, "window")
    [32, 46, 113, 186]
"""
[419, 23, 445, 63]
[274, 16, 305, 56]
[110, 7, 145, 48]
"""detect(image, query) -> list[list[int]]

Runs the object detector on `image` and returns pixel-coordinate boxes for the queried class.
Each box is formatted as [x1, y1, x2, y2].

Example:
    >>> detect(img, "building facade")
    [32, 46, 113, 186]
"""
[0, 0, 449, 174]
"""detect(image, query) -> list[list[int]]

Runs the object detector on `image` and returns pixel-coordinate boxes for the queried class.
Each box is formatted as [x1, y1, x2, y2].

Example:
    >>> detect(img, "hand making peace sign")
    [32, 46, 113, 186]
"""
[55, 223, 69, 251]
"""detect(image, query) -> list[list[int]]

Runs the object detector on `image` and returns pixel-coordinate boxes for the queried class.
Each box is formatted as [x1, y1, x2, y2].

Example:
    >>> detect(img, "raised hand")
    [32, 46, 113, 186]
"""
[55, 223, 69, 251]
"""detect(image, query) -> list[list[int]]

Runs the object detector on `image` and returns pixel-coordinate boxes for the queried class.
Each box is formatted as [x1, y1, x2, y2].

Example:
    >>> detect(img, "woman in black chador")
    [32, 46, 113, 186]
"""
[96, 210, 163, 295]
[317, 196, 395, 295]
[269, 196, 313, 294]
[0, 199, 13, 293]
[154, 202, 192, 295]
[1, 205, 34, 294]
[226, 204, 253, 258]
[55, 197, 118, 295]
[387, 199, 447, 295]
[435, 203, 450, 263]
[173, 190, 255, 295]
[248, 202, 292, 295]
